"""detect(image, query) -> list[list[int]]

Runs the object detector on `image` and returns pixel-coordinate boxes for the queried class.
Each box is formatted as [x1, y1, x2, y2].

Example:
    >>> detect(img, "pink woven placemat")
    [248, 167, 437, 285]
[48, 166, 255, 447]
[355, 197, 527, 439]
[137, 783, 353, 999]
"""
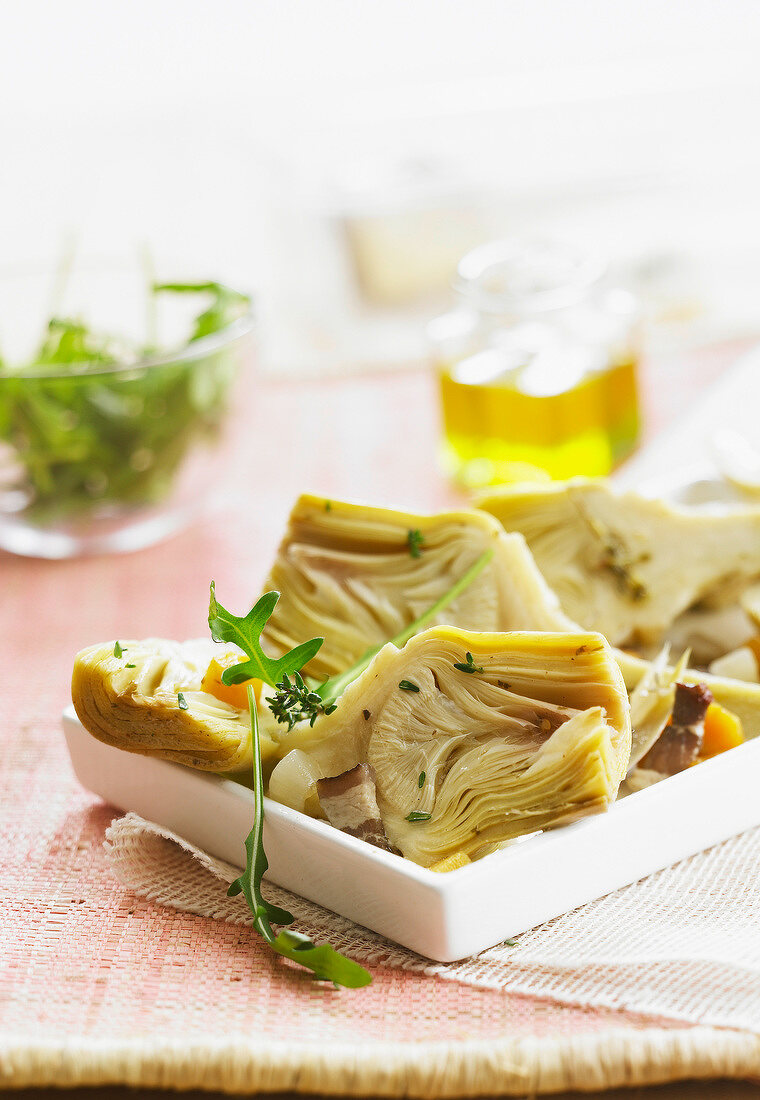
[2, 361, 759, 1095]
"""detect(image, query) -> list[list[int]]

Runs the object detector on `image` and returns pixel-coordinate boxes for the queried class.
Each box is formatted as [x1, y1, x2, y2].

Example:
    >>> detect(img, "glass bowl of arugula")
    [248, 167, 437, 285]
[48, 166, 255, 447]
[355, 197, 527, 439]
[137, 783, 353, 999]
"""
[0, 267, 254, 557]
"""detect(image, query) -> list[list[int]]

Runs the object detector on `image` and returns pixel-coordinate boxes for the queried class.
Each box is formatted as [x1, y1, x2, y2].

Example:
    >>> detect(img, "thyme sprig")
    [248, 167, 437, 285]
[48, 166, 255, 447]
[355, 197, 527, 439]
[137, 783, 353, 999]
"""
[269, 672, 337, 730]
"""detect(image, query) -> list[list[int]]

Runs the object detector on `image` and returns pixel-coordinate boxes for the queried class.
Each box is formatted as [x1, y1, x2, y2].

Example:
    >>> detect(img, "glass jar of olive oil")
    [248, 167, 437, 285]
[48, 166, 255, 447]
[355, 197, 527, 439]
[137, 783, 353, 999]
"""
[430, 239, 641, 488]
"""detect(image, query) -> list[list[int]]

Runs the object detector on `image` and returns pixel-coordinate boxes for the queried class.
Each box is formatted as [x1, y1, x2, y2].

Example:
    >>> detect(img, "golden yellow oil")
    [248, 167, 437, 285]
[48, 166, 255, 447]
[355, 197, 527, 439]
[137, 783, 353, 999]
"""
[439, 355, 640, 488]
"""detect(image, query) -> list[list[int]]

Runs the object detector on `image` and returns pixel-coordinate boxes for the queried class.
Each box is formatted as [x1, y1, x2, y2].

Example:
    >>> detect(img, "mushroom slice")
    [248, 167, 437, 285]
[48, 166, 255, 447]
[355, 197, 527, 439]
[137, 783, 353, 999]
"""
[627, 647, 690, 771]
[638, 682, 712, 775]
[317, 764, 393, 852]
[260, 494, 573, 681]
[72, 638, 276, 772]
[269, 628, 630, 868]
[476, 478, 760, 650]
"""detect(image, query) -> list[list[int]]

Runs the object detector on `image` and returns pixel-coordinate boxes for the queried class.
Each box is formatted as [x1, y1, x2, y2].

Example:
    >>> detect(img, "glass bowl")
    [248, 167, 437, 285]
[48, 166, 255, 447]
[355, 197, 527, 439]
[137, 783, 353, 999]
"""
[0, 263, 255, 558]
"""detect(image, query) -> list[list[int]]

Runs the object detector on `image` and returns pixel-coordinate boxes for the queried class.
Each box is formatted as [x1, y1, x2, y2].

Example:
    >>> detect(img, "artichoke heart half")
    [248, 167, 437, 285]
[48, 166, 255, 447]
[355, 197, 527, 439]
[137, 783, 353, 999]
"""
[270, 627, 631, 867]
[476, 478, 760, 652]
[261, 494, 574, 680]
[72, 639, 275, 772]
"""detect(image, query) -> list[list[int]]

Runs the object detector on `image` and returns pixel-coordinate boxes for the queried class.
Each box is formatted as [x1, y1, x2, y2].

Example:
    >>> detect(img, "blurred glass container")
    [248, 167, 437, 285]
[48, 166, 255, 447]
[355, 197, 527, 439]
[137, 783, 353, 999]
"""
[0, 262, 255, 558]
[335, 158, 492, 308]
[430, 239, 641, 488]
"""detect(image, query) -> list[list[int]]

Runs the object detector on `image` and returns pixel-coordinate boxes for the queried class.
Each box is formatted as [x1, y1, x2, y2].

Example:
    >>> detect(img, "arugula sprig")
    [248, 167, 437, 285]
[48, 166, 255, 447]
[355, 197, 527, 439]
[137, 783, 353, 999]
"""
[227, 686, 371, 988]
[152, 282, 251, 343]
[210, 547, 494, 987]
[35, 317, 118, 366]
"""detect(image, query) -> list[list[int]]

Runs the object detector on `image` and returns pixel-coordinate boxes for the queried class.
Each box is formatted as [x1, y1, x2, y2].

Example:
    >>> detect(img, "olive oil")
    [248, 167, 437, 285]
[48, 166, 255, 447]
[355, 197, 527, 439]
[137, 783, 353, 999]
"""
[431, 239, 641, 489]
[439, 353, 640, 488]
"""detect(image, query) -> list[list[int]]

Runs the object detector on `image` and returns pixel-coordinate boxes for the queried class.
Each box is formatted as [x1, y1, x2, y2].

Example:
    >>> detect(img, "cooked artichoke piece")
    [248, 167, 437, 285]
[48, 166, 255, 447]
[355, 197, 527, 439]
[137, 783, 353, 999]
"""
[72, 639, 276, 771]
[476, 478, 760, 651]
[269, 627, 631, 868]
[260, 495, 574, 681]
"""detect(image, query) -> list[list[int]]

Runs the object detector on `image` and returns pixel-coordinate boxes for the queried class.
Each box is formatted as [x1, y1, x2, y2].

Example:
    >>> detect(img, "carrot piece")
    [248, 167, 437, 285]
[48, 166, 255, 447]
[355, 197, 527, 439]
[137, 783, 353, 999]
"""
[430, 850, 471, 873]
[201, 655, 262, 710]
[700, 702, 744, 759]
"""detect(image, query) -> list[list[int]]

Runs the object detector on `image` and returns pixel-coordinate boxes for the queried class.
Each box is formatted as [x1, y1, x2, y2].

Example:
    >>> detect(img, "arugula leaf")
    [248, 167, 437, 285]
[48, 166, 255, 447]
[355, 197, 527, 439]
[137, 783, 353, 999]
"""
[208, 584, 324, 689]
[227, 685, 372, 988]
[35, 317, 116, 366]
[152, 282, 251, 343]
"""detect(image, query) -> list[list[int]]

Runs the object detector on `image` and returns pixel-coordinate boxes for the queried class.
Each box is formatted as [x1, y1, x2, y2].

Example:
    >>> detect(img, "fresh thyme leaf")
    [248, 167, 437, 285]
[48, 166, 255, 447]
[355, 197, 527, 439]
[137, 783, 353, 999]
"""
[152, 282, 251, 343]
[406, 811, 432, 823]
[113, 641, 123, 658]
[418, 771, 426, 788]
[125, 663, 136, 669]
[269, 672, 337, 731]
[324, 500, 332, 512]
[177, 692, 188, 710]
[228, 686, 371, 988]
[399, 680, 420, 692]
[453, 651, 483, 674]
[503, 937, 520, 947]
[406, 528, 424, 559]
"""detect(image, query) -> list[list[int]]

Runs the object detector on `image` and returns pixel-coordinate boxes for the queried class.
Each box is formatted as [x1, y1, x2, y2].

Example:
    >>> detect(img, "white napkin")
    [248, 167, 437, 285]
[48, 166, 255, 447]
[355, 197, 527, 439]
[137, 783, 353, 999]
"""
[105, 812, 760, 1032]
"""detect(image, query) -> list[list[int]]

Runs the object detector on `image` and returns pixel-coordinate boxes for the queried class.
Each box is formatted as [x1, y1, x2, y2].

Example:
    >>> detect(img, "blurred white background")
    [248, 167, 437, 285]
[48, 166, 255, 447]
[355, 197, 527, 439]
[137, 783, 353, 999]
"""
[2, 0, 760, 372]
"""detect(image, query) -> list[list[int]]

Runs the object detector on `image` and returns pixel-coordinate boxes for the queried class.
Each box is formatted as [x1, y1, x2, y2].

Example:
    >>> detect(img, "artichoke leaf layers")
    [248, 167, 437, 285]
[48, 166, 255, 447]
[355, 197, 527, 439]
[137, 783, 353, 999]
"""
[261, 495, 574, 680]
[272, 627, 631, 868]
[477, 478, 760, 650]
[71, 638, 272, 772]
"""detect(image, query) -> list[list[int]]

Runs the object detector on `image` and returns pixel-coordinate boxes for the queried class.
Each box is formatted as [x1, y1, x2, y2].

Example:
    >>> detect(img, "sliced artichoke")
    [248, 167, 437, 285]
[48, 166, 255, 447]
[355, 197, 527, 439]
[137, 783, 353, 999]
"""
[269, 627, 631, 868]
[476, 478, 760, 651]
[72, 638, 277, 772]
[260, 495, 574, 681]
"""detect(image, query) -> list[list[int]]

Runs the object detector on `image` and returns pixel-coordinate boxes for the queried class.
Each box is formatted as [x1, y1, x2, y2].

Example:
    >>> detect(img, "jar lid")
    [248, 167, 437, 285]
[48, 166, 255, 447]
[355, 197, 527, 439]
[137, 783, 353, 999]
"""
[454, 238, 606, 314]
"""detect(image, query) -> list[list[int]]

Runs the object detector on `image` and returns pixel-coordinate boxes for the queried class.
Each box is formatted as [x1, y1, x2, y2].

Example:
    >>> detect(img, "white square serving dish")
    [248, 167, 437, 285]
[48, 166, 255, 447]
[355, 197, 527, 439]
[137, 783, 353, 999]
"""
[63, 706, 760, 962]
